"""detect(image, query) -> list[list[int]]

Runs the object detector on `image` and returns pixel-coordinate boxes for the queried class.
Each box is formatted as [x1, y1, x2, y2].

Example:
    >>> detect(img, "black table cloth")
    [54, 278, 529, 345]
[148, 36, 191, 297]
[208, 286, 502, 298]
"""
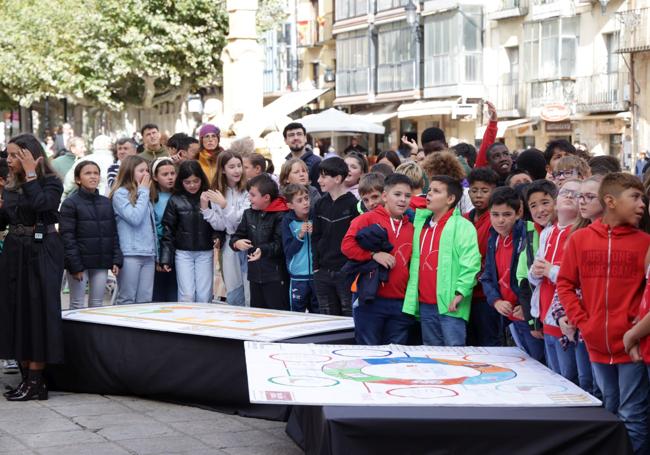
[286, 404, 631, 455]
[47, 319, 355, 419]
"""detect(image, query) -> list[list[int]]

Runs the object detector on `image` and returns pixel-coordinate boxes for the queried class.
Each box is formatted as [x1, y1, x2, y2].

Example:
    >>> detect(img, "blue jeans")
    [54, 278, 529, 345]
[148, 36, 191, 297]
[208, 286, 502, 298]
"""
[225, 249, 248, 306]
[420, 303, 466, 346]
[468, 299, 504, 346]
[175, 250, 214, 303]
[575, 340, 598, 396]
[290, 278, 319, 313]
[544, 334, 578, 384]
[117, 256, 155, 304]
[354, 298, 414, 345]
[592, 362, 649, 454]
[509, 320, 545, 363]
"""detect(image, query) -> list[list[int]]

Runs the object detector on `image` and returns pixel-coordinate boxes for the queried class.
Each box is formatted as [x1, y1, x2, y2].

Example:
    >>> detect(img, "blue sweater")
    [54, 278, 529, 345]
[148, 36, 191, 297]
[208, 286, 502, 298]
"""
[112, 187, 157, 258]
[281, 211, 313, 279]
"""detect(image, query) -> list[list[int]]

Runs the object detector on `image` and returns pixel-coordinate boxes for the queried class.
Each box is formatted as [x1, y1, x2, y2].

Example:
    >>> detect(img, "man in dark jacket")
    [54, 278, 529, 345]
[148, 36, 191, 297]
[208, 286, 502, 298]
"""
[231, 174, 290, 310]
[283, 122, 321, 188]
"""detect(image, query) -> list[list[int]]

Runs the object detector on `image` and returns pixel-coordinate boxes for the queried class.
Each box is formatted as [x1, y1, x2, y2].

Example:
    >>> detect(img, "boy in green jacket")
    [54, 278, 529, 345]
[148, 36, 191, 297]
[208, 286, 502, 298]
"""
[404, 175, 481, 346]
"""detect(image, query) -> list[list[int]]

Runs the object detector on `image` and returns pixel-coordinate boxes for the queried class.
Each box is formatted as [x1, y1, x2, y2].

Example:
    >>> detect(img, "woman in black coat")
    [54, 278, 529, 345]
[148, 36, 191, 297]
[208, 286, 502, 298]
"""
[0, 133, 64, 401]
[59, 160, 123, 310]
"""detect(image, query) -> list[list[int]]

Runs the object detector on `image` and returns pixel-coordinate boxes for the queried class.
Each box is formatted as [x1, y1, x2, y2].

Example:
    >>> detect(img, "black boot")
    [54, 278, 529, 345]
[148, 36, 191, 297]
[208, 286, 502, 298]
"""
[3, 363, 28, 398]
[6, 369, 47, 401]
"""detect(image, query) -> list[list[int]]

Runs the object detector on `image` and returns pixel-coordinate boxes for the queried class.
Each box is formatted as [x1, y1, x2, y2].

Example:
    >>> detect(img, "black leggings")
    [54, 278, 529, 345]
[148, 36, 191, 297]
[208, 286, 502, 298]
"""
[249, 280, 289, 311]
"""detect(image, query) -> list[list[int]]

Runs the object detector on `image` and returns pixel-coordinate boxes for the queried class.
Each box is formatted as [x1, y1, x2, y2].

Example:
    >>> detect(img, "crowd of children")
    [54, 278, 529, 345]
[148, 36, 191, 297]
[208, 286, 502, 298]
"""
[8, 118, 650, 451]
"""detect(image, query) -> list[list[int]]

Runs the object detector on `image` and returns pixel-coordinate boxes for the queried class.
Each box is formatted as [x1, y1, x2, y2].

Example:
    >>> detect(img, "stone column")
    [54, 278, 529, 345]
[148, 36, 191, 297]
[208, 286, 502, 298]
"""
[221, 0, 264, 135]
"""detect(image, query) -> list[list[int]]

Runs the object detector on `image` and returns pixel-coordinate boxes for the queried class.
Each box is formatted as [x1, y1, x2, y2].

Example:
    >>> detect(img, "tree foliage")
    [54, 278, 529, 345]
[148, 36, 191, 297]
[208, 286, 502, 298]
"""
[0, 0, 285, 110]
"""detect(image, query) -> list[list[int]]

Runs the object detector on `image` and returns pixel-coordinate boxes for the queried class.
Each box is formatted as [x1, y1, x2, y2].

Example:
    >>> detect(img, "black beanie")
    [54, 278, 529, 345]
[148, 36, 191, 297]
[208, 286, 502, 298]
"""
[421, 127, 446, 145]
[515, 148, 547, 181]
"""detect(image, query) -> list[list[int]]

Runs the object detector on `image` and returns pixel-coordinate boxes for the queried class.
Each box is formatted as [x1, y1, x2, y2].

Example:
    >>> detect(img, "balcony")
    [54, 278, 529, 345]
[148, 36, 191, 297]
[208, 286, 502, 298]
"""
[377, 61, 417, 93]
[489, 0, 529, 21]
[336, 68, 369, 97]
[617, 8, 650, 53]
[527, 79, 575, 117]
[530, 0, 575, 21]
[495, 82, 522, 117]
[576, 72, 630, 113]
[424, 52, 483, 98]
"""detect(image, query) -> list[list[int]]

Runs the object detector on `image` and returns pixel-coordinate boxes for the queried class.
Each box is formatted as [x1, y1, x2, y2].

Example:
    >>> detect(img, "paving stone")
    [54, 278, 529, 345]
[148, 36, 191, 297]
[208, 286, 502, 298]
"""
[72, 412, 160, 430]
[0, 418, 79, 435]
[117, 435, 210, 454]
[16, 429, 105, 448]
[0, 408, 61, 423]
[43, 393, 113, 407]
[168, 418, 253, 435]
[0, 435, 28, 451]
[145, 406, 224, 423]
[34, 442, 131, 455]
[48, 402, 132, 418]
[96, 422, 179, 441]
[196, 430, 285, 449]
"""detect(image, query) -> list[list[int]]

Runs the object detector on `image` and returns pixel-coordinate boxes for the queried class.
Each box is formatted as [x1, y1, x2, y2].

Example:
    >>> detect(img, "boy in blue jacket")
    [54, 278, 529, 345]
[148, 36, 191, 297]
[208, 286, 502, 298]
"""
[281, 184, 318, 313]
[480, 186, 543, 361]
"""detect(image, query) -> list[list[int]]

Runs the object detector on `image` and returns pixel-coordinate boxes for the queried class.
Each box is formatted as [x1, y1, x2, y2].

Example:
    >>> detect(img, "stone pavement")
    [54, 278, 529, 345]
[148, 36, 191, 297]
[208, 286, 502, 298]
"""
[0, 371, 302, 455]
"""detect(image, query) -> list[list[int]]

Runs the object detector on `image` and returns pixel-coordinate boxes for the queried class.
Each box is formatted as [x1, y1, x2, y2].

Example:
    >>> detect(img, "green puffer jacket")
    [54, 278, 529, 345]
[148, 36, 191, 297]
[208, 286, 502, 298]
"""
[403, 207, 481, 321]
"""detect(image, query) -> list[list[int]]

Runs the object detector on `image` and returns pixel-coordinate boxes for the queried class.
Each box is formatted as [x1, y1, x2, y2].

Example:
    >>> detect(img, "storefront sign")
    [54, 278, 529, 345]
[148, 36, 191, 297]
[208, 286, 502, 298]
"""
[540, 104, 571, 122]
[545, 120, 572, 133]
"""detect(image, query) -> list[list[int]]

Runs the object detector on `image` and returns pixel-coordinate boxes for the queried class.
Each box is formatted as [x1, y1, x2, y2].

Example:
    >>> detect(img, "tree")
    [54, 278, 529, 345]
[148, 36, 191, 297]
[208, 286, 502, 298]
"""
[0, 0, 286, 110]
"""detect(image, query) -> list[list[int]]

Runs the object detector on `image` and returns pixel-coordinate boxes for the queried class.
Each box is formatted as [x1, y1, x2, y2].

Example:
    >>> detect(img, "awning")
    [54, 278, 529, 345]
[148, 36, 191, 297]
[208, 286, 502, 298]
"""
[570, 112, 632, 121]
[475, 118, 533, 140]
[298, 108, 385, 135]
[262, 88, 329, 118]
[397, 98, 461, 119]
[353, 103, 399, 124]
[251, 88, 330, 137]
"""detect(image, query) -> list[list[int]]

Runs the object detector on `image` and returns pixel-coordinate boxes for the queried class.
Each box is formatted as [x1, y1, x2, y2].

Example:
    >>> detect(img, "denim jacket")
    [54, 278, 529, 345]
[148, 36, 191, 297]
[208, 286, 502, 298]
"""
[112, 187, 157, 258]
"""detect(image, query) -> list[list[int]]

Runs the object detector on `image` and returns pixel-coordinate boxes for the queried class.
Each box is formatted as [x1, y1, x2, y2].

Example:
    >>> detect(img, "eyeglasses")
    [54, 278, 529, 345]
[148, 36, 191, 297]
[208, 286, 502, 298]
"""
[575, 192, 598, 203]
[552, 169, 578, 179]
[558, 188, 579, 199]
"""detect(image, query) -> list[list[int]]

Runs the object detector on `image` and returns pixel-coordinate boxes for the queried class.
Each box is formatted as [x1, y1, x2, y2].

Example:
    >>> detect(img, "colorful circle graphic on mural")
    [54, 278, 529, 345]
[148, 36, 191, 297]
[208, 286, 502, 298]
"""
[321, 357, 516, 386]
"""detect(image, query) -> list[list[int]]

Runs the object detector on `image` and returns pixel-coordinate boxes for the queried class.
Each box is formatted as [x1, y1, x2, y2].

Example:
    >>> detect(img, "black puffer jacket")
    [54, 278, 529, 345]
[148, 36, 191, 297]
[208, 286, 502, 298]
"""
[229, 198, 289, 283]
[160, 191, 216, 265]
[59, 187, 123, 273]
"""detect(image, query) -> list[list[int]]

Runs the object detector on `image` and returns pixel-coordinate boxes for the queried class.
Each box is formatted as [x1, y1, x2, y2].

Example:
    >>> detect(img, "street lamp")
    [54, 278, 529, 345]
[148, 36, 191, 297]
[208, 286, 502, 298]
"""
[405, 0, 417, 27]
[599, 0, 609, 15]
[404, 0, 421, 93]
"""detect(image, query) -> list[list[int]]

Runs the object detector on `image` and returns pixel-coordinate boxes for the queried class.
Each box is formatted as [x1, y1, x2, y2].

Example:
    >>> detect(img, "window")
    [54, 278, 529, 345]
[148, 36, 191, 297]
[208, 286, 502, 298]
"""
[376, 0, 408, 12]
[423, 7, 482, 87]
[335, 0, 368, 21]
[336, 30, 369, 96]
[523, 16, 579, 80]
[605, 32, 620, 74]
[377, 22, 416, 93]
[262, 29, 288, 93]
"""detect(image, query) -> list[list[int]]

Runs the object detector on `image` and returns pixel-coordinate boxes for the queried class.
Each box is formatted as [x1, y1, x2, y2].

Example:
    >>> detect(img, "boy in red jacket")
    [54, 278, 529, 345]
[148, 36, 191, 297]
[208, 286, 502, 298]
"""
[465, 167, 501, 346]
[342, 174, 415, 345]
[557, 173, 650, 454]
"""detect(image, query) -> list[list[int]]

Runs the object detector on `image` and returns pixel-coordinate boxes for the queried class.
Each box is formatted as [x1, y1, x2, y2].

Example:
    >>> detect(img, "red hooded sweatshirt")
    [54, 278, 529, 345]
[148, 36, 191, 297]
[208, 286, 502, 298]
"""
[409, 195, 427, 211]
[638, 276, 650, 363]
[465, 210, 491, 301]
[264, 197, 289, 212]
[342, 205, 413, 299]
[557, 219, 650, 364]
[539, 224, 571, 338]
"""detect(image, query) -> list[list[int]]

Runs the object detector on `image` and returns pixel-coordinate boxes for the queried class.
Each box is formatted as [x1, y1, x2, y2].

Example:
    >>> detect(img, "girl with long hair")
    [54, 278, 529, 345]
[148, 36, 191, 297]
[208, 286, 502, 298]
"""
[59, 161, 123, 309]
[160, 161, 216, 302]
[279, 158, 321, 207]
[150, 158, 178, 302]
[201, 151, 250, 306]
[110, 155, 157, 304]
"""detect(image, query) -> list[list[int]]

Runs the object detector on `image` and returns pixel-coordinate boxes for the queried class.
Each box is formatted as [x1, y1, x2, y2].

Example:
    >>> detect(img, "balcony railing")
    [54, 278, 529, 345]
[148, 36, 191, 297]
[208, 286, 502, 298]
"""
[617, 8, 650, 53]
[528, 79, 575, 109]
[576, 72, 629, 113]
[377, 61, 416, 93]
[496, 82, 521, 113]
[489, 0, 528, 20]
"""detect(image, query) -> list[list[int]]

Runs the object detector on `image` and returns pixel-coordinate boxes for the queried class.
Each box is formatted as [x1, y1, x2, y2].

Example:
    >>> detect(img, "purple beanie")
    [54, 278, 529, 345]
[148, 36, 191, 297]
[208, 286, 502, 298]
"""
[199, 124, 220, 138]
